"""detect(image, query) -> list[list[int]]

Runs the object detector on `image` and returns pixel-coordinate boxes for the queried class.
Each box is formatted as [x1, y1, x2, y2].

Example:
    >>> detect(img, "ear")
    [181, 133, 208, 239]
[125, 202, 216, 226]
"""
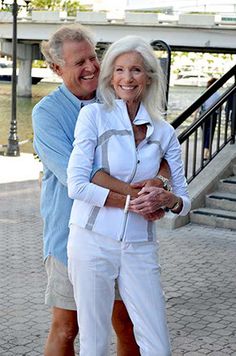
[147, 76, 152, 85]
[52, 64, 63, 76]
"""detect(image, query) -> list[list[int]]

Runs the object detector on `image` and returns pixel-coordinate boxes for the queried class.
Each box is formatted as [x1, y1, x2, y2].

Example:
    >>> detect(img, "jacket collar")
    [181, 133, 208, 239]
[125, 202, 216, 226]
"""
[116, 99, 154, 137]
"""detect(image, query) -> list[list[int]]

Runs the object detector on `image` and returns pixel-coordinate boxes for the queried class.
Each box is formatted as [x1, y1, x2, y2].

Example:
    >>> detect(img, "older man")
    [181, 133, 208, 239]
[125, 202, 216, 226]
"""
[32, 24, 170, 356]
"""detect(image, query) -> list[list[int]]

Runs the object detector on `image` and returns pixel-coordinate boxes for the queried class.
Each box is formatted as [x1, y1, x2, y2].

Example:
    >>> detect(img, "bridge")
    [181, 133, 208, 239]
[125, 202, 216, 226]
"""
[0, 11, 236, 96]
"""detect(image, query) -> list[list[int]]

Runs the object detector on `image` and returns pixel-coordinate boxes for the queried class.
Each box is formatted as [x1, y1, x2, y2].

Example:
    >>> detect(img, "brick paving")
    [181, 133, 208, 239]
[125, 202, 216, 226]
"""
[0, 161, 236, 355]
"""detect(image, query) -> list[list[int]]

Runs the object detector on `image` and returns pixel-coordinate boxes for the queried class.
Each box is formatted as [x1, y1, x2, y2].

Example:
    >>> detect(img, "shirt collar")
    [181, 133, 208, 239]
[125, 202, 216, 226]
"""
[60, 83, 96, 110]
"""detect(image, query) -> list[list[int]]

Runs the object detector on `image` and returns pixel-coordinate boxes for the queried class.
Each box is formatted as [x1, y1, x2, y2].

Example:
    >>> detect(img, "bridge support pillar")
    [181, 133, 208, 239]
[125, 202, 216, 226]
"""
[17, 56, 32, 97]
[1, 40, 33, 97]
[17, 44, 33, 97]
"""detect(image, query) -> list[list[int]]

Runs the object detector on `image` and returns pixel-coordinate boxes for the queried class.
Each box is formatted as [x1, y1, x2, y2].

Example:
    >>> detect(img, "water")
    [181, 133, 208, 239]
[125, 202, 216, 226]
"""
[0, 82, 203, 154]
[0, 82, 59, 153]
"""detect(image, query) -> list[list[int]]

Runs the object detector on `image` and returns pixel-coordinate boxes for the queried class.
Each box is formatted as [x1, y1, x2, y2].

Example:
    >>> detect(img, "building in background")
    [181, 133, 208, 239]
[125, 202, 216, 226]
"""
[79, 0, 236, 14]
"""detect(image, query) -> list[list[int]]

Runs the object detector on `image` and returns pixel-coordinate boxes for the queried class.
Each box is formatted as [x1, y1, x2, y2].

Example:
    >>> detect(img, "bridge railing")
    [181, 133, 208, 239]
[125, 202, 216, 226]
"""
[1, 10, 236, 27]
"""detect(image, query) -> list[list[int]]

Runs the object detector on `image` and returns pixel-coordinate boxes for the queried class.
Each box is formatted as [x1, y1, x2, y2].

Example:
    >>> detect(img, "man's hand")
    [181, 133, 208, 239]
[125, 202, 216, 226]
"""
[131, 178, 164, 189]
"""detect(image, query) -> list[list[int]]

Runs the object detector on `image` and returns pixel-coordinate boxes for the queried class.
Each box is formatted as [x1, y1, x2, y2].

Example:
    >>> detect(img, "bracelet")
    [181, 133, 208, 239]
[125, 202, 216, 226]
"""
[156, 175, 171, 191]
[170, 197, 181, 213]
[124, 195, 131, 214]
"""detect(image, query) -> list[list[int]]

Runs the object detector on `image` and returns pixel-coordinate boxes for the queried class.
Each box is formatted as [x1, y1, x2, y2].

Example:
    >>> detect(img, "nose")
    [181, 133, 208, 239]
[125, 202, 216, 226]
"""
[84, 59, 96, 72]
[124, 69, 133, 82]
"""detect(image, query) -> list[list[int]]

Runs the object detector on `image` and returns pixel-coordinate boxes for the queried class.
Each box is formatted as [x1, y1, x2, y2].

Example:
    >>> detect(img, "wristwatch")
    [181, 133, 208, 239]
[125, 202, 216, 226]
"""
[156, 175, 171, 191]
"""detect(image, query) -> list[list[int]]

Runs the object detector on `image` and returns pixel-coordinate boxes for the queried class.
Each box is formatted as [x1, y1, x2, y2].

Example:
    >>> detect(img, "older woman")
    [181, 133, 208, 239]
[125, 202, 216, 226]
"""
[67, 35, 191, 356]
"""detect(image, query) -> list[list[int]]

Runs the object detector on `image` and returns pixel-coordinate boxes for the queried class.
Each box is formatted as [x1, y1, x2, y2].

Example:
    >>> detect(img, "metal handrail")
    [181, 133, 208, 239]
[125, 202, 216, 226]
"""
[178, 85, 236, 143]
[171, 65, 236, 183]
[172, 64, 236, 129]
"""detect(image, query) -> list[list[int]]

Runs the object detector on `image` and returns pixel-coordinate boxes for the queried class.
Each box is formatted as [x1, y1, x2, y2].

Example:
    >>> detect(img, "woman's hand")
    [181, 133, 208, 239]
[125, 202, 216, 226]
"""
[129, 186, 164, 215]
[129, 186, 180, 215]
[142, 209, 165, 221]
[92, 170, 140, 198]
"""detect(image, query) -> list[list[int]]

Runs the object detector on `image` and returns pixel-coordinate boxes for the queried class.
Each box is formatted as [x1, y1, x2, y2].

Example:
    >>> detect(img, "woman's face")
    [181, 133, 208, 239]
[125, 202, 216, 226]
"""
[111, 51, 151, 104]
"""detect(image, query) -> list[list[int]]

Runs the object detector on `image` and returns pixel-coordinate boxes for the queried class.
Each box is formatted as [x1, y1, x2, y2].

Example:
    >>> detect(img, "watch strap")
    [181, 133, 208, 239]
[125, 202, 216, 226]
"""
[170, 197, 181, 213]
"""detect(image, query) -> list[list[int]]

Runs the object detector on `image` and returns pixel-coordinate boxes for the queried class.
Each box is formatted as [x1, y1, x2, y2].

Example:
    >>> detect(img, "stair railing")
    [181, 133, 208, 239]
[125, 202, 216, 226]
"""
[171, 64, 236, 183]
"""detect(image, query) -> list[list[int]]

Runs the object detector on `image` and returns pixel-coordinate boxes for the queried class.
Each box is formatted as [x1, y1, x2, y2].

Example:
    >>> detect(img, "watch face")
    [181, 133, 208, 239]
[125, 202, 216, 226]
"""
[157, 175, 171, 191]
[163, 179, 171, 191]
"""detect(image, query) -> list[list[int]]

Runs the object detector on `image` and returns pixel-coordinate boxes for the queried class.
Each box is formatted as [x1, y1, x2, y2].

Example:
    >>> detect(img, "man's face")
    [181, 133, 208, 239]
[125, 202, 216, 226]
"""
[55, 40, 100, 100]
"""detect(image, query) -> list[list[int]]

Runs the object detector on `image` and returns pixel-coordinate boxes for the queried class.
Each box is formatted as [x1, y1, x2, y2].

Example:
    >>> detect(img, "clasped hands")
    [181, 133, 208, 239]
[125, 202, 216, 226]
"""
[92, 171, 172, 222]
[128, 178, 172, 221]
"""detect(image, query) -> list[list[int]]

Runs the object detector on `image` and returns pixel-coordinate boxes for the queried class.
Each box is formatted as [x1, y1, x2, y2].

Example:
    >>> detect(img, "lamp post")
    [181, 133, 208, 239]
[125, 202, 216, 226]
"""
[3, 0, 31, 156]
[6, 0, 19, 156]
[151, 40, 171, 109]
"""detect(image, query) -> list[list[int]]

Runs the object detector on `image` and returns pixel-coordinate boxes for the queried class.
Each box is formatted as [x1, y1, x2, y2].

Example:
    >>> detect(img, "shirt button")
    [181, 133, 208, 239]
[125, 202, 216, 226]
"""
[137, 160, 140, 164]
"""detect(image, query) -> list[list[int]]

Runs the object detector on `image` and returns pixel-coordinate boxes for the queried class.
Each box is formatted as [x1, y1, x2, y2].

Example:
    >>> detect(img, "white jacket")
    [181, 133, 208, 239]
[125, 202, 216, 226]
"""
[67, 100, 190, 242]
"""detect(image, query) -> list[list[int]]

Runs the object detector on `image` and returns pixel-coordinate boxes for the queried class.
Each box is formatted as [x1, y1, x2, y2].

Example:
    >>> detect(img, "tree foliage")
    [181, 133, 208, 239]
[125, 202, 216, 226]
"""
[31, 0, 60, 11]
[62, 0, 84, 16]
[31, 0, 85, 14]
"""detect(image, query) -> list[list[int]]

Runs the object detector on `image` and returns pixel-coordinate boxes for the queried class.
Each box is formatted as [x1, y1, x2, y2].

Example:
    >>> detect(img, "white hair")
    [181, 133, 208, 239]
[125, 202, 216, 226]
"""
[98, 35, 167, 120]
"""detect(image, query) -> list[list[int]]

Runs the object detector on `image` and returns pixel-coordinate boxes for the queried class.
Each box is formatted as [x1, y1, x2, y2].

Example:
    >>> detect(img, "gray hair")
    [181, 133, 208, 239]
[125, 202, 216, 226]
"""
[98, 35, 166, 120]
[41, 24, 95, 70]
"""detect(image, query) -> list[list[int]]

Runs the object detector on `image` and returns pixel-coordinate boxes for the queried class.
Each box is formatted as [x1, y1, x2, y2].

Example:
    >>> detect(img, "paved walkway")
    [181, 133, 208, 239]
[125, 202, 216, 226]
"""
[0, 154, 236, 355]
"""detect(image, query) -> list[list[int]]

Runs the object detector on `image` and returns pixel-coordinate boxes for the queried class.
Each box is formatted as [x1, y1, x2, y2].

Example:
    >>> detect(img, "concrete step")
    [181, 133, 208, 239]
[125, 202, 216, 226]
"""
[206, 191, 236, 212]
[218, 175, 236, 193]
[190, 207, 236, 230]
[233, 164, 236, 176]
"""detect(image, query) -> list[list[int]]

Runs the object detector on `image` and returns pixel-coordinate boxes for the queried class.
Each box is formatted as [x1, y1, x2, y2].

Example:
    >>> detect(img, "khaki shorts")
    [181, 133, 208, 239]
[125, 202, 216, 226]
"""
[45, 256, 121, 310]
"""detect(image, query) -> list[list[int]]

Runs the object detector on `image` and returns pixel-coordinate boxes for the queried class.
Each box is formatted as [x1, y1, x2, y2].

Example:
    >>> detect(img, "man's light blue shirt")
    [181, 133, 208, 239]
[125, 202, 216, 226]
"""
[32, 83, 84, 266]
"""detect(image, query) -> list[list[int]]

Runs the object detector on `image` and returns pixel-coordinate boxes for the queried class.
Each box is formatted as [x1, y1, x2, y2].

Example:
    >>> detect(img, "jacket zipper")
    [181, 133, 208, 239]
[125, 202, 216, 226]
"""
[119, 126, 139, 241]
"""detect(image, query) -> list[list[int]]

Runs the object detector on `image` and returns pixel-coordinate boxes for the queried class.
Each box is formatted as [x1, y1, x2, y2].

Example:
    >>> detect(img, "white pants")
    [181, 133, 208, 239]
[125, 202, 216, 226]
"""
[67, 225, 171, 356]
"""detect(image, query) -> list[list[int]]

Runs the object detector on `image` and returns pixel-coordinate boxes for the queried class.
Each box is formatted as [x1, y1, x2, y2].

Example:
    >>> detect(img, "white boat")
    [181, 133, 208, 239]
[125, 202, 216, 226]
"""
[0, 64, 62, 84]
[174, 71, 209, 87]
